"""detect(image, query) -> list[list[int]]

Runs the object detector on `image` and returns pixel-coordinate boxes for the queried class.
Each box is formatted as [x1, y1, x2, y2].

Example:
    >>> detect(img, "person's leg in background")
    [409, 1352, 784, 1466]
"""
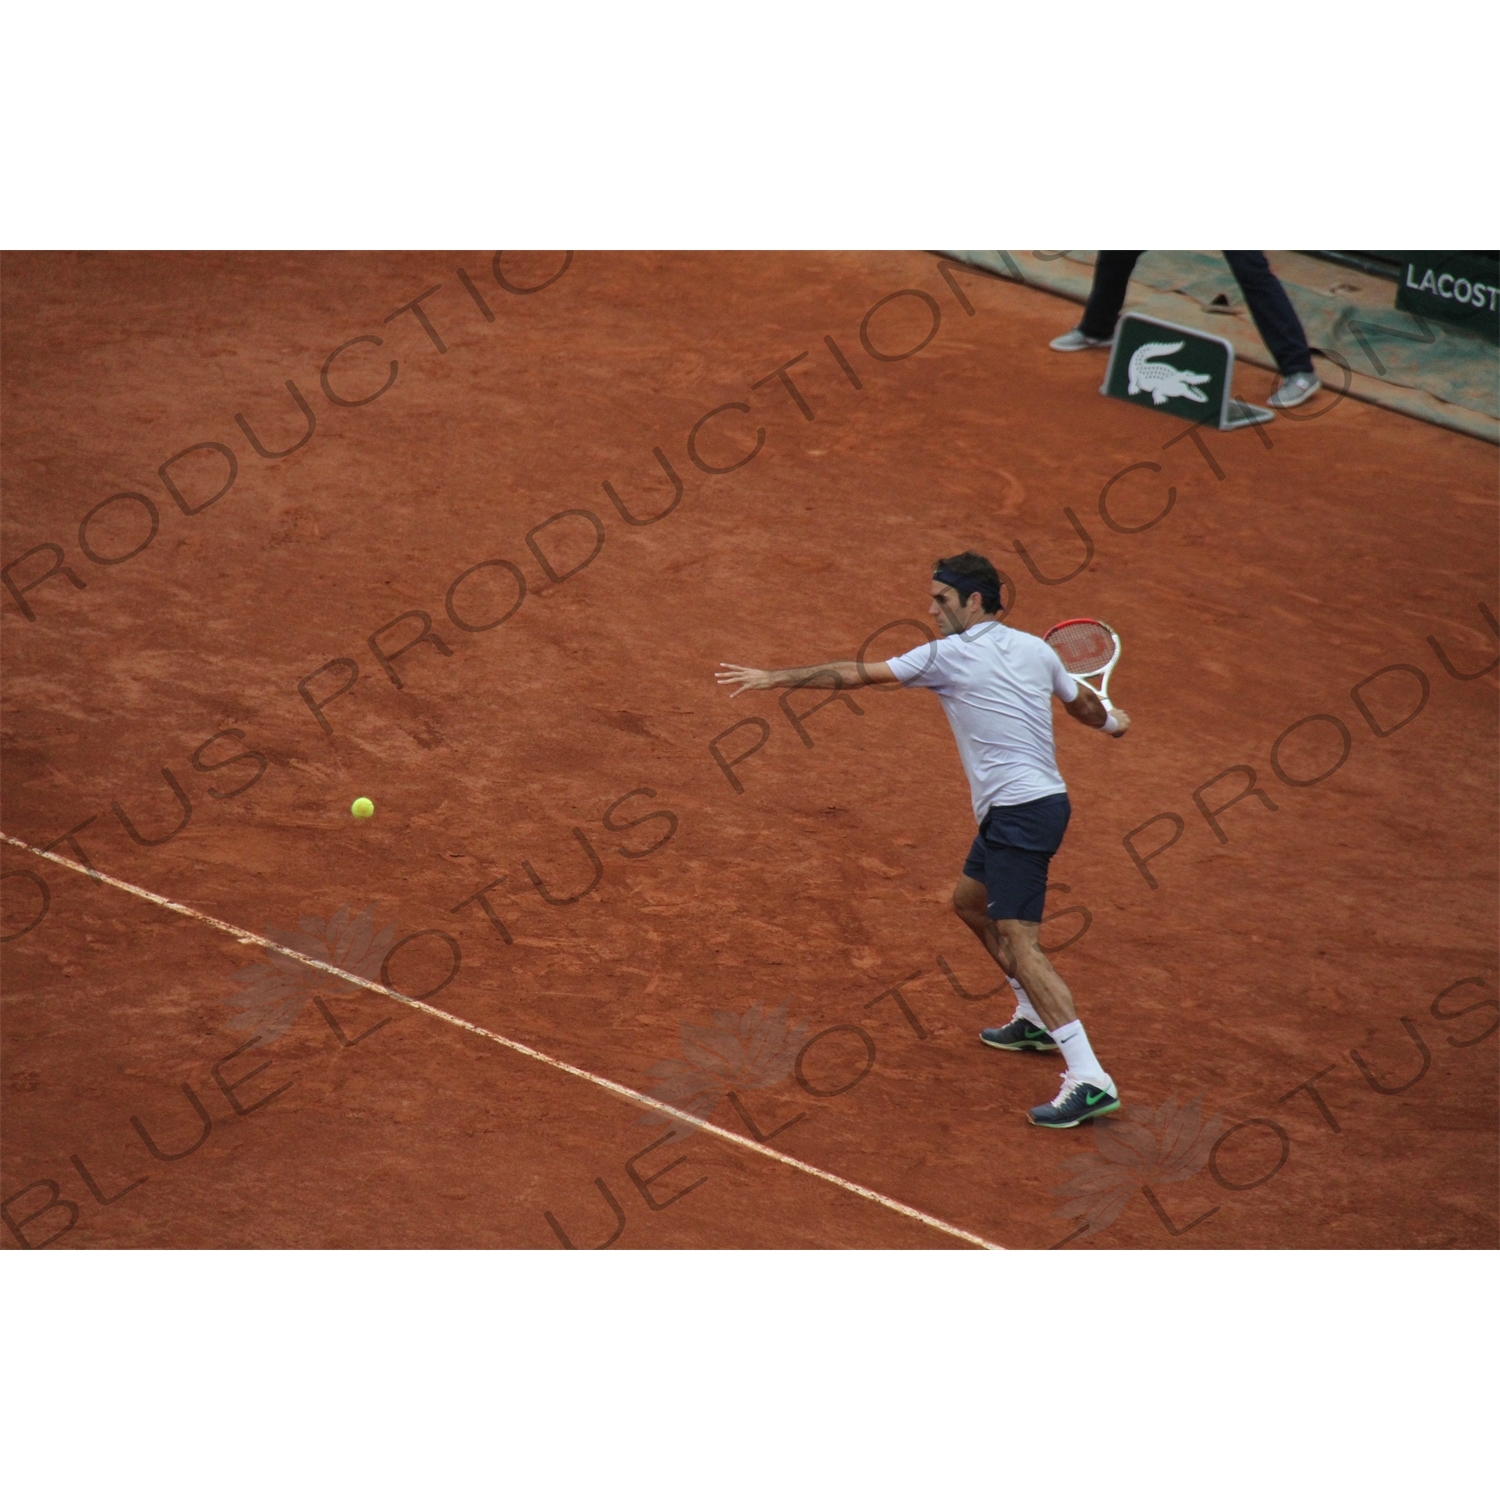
[1223, 250, 1322, 407]
[1050, 251, 1143, 350]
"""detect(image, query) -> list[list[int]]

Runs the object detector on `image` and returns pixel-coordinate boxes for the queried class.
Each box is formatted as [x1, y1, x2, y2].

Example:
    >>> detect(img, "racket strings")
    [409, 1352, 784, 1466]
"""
[1045, 621, 1116, 674]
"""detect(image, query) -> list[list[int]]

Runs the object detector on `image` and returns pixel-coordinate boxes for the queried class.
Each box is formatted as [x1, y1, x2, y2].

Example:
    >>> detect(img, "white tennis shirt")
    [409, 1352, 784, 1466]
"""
[886, 621, 1079, 820]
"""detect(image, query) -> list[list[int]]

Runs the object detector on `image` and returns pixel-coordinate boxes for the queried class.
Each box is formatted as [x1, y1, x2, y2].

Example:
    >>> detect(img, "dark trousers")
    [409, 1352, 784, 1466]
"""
[1078, 251, 1315, 375]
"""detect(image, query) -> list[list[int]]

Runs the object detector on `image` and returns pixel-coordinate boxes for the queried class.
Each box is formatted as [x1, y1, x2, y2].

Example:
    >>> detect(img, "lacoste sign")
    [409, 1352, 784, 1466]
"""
[1395, 252, 1499, 344]
[1127, 340, 1213, 406]
[1102, 313, 1271, 430]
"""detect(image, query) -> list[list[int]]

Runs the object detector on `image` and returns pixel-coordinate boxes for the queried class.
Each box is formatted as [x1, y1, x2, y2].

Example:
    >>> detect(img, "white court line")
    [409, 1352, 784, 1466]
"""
[1, 833, 1006, 1251]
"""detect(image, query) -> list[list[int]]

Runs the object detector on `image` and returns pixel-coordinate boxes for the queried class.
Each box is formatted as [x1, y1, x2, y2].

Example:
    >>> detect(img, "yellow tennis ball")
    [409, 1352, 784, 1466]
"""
[351, 797, 375, 819]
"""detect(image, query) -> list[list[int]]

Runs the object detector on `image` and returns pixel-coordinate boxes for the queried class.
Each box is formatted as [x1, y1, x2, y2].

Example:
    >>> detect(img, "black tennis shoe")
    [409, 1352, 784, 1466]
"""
[1028, 1073, 1120, 1128]
[980, 1018, 1058, 1052]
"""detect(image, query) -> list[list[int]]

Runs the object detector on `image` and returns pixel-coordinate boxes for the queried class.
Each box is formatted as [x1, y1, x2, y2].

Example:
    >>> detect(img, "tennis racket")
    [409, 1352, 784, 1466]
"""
[1044, 617, 1121, 711]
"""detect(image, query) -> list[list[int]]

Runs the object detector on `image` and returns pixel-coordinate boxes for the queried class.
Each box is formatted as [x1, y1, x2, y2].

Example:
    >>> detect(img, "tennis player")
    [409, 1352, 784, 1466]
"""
[716, 551, 1130, 1128]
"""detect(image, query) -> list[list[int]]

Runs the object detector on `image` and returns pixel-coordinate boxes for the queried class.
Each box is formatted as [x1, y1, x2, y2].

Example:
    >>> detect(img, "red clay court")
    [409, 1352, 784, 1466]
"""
[2, 250, 1496, 1250]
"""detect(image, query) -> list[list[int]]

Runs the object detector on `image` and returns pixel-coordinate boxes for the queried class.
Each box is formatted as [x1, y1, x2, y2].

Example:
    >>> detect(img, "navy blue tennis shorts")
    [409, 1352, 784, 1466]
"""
[962, 792, 1072, 923]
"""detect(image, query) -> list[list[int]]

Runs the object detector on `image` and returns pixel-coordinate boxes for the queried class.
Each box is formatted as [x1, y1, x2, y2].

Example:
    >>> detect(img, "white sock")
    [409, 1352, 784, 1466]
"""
[1006, 975, 1046, 1028]
[1049, 1019, 1112, 1090]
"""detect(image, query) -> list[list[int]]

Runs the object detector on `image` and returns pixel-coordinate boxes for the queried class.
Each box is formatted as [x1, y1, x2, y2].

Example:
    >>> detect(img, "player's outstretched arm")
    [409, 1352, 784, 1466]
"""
[1064, 682, 1130, 737]
[716, 660, 897, 697]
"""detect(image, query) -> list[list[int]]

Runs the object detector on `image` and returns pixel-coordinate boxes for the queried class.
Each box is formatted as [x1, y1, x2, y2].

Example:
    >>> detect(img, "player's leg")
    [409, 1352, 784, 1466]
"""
[996, 916, 1120, 1126]
[994, 919, 1075, 1031]
[954, 856, 1056, 1051]
[976, 795, 1120, 1125]
[952, 874, 1010, 969]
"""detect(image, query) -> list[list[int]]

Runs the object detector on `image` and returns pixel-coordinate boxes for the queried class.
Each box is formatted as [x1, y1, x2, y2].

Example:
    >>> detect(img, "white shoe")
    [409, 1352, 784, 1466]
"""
[1049, 328, 1113, 352]
[1267, 371, 1321, 409]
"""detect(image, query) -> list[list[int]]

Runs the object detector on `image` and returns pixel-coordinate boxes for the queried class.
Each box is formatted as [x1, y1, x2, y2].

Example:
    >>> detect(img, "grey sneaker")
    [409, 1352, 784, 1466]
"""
[980, 1018, 1058, 1052]
[1049, 328, 1113, 352]
[1028, 1071, 1121, 1128]
[1267, 371, 1322, 409]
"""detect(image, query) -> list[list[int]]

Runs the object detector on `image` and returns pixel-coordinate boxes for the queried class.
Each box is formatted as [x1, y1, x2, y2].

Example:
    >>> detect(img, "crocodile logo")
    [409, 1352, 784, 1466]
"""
[1126, 340, 1212, 405]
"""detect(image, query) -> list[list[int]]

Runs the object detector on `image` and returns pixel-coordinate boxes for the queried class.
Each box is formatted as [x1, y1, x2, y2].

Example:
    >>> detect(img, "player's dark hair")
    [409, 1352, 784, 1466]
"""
[934, 551, 1002, 614]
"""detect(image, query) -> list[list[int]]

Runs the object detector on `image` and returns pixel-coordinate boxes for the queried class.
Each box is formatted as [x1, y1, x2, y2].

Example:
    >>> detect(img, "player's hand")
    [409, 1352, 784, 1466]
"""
[1109, 709, 1131, 738]
[716, 663, 776, 697]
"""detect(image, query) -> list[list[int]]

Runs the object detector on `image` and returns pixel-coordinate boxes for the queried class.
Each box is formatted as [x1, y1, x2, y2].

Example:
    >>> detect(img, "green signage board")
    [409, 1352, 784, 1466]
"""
[1101, 313, 1270, 430]
[1394, 252, 1499, 344]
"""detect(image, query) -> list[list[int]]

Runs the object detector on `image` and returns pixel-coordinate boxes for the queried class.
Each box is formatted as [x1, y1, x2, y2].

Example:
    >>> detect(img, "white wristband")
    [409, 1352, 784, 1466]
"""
[1099, 712, 1120, 734]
